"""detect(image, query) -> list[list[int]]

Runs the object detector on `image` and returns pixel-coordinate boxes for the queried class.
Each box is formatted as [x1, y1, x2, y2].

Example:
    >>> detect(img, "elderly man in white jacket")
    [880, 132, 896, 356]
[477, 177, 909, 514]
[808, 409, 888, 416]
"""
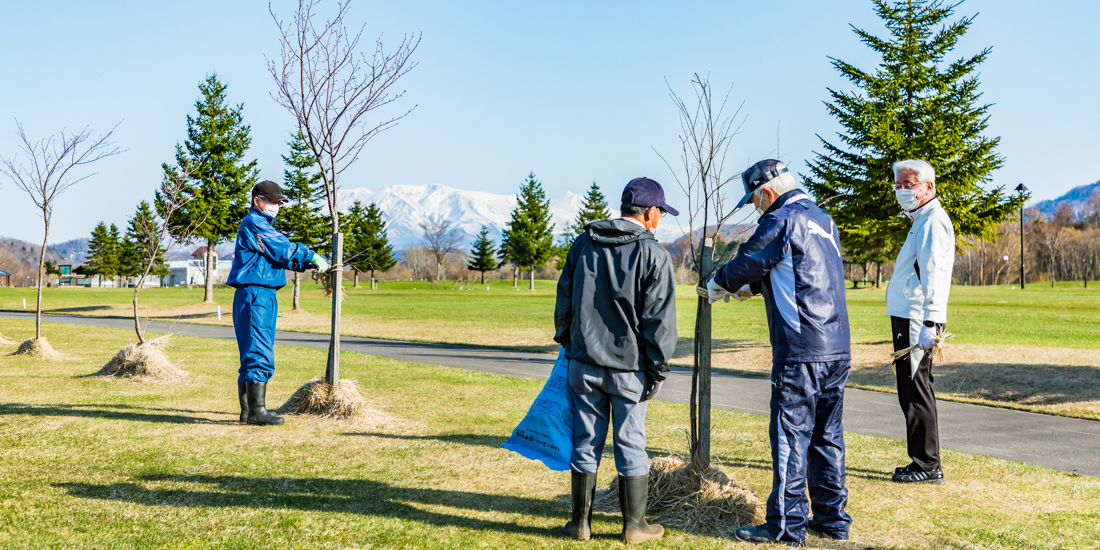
[886, 159, 954, 485]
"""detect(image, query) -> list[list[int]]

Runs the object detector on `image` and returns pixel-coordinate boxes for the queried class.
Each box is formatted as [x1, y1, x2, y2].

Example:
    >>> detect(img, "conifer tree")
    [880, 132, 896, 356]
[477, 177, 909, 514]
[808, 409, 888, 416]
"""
[86, 222, 121, 287]
[162, 74, 258, 302]
[501, 173, 555, 290]
[804, 0, 1026, 260]
[120, 201, 169, 287]
[358, 203, 396, 288]
[467, 226, 498, 284]
[340, 201, 369, 288]
[276, 130, 327, 308]
[570, 181, 611, 234]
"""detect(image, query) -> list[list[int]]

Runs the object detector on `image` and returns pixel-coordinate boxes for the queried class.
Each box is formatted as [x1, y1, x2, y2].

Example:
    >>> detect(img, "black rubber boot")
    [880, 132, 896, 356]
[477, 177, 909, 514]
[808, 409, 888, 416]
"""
[619, 475, 663, 544]
[238, 382, 248, 423]
[246, 382, 284, 426]
[562, 472, 598, 540]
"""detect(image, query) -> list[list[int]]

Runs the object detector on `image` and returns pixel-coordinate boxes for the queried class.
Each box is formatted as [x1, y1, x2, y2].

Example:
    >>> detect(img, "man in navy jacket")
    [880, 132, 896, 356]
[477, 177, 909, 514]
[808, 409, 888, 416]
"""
[227, 180, 328, 426]
[708, 160, 853, 546]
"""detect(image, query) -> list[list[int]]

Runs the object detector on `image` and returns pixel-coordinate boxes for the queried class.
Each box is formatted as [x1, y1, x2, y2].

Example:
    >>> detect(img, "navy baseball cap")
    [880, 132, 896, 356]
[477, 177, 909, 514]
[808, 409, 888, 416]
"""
[252, 180, 289, 204]
[736, 159, 789, 208]
[622, 177, 679, 216]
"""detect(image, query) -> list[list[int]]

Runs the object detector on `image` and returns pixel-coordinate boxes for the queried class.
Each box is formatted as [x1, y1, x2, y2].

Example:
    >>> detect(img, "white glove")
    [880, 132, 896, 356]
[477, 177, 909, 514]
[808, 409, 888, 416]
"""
[918, 324, 937, 350]
[312, 253, 330, 272]
[733, 284, 753, 302]
[706, 279, 731, 304]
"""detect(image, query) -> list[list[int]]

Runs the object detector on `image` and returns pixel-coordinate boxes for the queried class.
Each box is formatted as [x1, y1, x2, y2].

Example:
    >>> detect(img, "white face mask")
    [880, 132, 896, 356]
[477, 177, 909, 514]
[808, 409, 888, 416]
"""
[752, 190, 765, 216]
[895, 189, 920, 211]
[264, 203, 280, 218]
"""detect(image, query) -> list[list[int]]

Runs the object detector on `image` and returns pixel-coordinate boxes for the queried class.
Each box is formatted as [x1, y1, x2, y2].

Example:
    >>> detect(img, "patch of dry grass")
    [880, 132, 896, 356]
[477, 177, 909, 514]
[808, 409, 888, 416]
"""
[0, 333, 14, 346]
[593, 456, 764, 540]
[278, 378, 392, 425]
[98, 335, 188, 381]
[11, 337, 61, 358]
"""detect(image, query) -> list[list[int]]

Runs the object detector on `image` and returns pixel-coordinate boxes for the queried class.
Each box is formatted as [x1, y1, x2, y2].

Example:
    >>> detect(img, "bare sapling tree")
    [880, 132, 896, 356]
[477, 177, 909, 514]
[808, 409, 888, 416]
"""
[0, 120, 121, 346]
[268, 0, 419, 387]
[420, 217, 463, 288]
[655, 74, 747, 471]
[130, 161, 202, 344]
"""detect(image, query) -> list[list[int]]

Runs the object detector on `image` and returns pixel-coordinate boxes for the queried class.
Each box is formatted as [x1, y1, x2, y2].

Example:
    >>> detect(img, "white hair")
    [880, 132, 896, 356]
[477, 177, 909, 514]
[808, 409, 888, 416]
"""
[759, 161, 798, 196]
[892, 159, 936, 185]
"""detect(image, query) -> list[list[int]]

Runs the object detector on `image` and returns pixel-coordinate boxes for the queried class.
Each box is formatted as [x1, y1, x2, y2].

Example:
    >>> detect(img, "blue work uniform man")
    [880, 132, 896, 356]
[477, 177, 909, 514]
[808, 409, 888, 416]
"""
[707, 160, 853, 546]
[555, 177, 678, 545]
[228, 180, 329, 426]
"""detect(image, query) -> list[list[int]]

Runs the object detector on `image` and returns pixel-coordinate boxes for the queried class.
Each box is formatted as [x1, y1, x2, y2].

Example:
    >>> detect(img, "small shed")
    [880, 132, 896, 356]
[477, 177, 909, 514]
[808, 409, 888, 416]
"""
[0, 270, 10, 287]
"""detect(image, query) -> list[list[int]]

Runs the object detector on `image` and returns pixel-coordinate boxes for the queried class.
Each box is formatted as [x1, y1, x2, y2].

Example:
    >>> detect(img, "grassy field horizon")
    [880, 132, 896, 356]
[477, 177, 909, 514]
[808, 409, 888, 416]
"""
[1, 316, 1098, 549]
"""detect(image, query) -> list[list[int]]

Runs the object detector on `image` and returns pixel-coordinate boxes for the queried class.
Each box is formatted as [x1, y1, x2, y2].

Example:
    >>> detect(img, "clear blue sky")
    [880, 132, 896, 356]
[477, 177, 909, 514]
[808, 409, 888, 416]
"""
[1, 0, 1097, 244]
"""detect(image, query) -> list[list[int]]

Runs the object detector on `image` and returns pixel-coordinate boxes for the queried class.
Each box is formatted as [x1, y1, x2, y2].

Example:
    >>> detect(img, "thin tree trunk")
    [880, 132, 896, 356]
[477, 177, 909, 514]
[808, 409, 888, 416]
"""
[529, 268, 535, 290]
[480, 270, 485, 285]
[353, 269, 359, 288]
[35, 215, 49, 340]
[204, 239, 215, 303]
[292, 271, 301, 310]
[512, 265, 517, 287]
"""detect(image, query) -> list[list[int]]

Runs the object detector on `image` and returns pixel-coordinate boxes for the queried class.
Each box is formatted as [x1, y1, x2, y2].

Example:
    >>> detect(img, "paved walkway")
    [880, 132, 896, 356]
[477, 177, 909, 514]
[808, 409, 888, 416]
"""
[5, 311, 1100, 476]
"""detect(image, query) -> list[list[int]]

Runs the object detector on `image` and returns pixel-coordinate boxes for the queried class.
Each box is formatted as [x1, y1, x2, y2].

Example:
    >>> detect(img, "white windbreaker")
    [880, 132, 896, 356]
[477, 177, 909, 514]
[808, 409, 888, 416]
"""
[885, 197, 954, 377]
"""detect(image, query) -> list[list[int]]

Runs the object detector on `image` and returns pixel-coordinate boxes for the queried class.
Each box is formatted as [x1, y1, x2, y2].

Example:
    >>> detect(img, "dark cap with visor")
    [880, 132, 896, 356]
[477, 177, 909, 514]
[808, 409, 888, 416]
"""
[736, 159, 789, 208]
[622, 177, 679, 216]
[252, 180, 289, 204]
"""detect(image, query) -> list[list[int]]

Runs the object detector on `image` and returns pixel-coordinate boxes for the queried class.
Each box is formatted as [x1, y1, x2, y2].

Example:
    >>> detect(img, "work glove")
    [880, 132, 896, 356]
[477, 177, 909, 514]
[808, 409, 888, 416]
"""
[705, 278, 731, 304]
[312, 253, 331, 272]
[918, 324, 937, 350]
[732, 284, 753, 302]
[643, 376, 665, 401]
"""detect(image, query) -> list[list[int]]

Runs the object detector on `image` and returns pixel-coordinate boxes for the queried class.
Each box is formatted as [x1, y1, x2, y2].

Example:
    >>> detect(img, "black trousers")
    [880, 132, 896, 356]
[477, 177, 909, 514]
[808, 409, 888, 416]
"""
[891, 316, 942, 471]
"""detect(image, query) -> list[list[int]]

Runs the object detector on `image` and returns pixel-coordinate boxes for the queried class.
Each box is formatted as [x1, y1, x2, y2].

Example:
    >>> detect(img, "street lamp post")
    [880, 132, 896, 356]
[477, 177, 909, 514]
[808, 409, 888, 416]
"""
[1016, 183, 1028, 289]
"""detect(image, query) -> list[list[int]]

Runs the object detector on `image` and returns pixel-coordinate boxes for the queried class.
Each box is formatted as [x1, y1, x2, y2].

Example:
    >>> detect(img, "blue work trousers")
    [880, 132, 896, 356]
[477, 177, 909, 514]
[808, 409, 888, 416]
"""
[568, 360, 650, 477]
[765, 360, 852, 544]
[233, 285, 279, 383]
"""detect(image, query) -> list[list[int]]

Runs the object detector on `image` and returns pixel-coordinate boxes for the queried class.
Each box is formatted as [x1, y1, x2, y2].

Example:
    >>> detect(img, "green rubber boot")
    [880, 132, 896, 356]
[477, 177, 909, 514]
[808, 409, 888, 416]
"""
[562, 472, 598, 540]
[246, 382, 285, 426]
[238, 382, 248, 423]
[619, 475, 663, 544]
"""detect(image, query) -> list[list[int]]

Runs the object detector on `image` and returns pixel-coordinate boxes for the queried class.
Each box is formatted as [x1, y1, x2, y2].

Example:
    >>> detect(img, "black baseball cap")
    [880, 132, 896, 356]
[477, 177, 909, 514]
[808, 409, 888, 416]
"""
[622, 177, 679, 216]
[252, 180, 289, 204]
[736, 159, 789, 208]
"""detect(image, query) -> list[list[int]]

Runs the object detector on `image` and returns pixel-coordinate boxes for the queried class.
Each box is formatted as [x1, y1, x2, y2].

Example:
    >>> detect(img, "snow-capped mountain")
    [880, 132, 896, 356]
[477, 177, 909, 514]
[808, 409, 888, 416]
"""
[336, 183, 612, 250]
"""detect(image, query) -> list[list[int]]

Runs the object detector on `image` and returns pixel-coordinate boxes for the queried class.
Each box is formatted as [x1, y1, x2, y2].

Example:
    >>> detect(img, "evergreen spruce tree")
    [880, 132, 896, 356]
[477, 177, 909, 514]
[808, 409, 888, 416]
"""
[358, 203, 396, 288]
[86, 222, 121, 287]
[161, 74, 258, 302]
[120, 202, 169, 288]
[467, 226, 498, 284]
[277, 130, 328, 308]
[804, 0, 1026, 261]
[570, 181, 611, 234]
[500, 173, 555, 290]
[340, 201, 369, 288]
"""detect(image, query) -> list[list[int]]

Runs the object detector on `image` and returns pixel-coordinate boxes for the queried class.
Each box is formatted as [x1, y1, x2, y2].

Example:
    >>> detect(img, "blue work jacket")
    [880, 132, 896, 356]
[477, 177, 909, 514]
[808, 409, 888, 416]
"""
[226, 208, 317, 289]
[713, 189, 851, 364]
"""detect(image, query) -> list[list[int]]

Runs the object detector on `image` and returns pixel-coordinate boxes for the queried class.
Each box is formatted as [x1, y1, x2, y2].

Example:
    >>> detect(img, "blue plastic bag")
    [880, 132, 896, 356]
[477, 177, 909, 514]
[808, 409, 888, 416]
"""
[500, 348, 574, 471]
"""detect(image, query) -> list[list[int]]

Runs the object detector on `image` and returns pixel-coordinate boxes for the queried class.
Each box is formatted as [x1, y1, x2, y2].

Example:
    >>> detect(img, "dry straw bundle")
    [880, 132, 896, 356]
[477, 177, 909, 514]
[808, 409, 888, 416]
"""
[0, 334, 15, 347]
[12, 338, 61, 358]
[312, 269, 346, 302]
[99, 335, 188, 381]
[594, 456, 764, 539]
[278, 378, 387, 423]
[888, 328, 955, 373]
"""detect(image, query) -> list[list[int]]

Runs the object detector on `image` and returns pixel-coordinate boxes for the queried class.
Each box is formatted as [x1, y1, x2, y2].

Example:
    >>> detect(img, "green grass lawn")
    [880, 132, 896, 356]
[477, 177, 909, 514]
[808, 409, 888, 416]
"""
[0, 316, 1099, 549]
[2, 280, 1099, 350]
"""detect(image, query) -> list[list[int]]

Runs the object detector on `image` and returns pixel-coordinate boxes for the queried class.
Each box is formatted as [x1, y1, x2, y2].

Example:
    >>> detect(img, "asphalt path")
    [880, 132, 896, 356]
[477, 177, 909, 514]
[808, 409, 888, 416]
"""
[4, 311, 1100, 477]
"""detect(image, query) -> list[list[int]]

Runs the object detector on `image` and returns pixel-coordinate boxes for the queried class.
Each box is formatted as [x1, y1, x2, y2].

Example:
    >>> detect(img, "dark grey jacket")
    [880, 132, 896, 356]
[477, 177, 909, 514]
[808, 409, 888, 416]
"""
[554, 219, 677, 380]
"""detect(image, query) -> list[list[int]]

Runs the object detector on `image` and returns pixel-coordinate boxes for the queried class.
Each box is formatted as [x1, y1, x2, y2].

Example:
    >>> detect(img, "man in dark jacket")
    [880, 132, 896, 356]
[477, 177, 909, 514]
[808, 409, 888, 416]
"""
[555, 177, 678, 545]
[709, 160, 853, 546]
[227, 180, 328, 426]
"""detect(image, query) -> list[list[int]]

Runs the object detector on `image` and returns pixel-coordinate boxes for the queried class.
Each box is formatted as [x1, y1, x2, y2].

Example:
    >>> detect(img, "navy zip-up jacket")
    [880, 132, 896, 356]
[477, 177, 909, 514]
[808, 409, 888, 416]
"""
[227, 208, 317, 289]
[713, 189, 850, 364]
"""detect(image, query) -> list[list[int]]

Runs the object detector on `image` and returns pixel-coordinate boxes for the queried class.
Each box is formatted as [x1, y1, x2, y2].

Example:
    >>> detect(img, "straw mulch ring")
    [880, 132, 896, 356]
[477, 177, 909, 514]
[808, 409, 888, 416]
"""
[98, 335, 188, 381]
[0, 334, 15, 347]
[594, 455, 764, 539]
[11, 338, 62, 358]
[278, 378, 389, 424]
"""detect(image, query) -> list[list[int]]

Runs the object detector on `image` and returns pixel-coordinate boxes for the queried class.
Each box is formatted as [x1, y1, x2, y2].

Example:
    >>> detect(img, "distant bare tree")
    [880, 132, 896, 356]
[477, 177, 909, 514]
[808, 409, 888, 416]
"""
[268, 0, 420, 386]
[0, 120, 121, 341]
[401, 247, 434, 280]
[420, 217, 463, 288]
[655, 74, 746, 472]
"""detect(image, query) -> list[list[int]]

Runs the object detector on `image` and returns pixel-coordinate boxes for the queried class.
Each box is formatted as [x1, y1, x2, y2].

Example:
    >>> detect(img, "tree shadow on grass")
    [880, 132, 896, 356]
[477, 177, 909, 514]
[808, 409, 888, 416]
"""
[56, 474, 562, 537]
[708, 453, 891, 482]
[0, 403, 233, 425]
[343, 432, 506, 448]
